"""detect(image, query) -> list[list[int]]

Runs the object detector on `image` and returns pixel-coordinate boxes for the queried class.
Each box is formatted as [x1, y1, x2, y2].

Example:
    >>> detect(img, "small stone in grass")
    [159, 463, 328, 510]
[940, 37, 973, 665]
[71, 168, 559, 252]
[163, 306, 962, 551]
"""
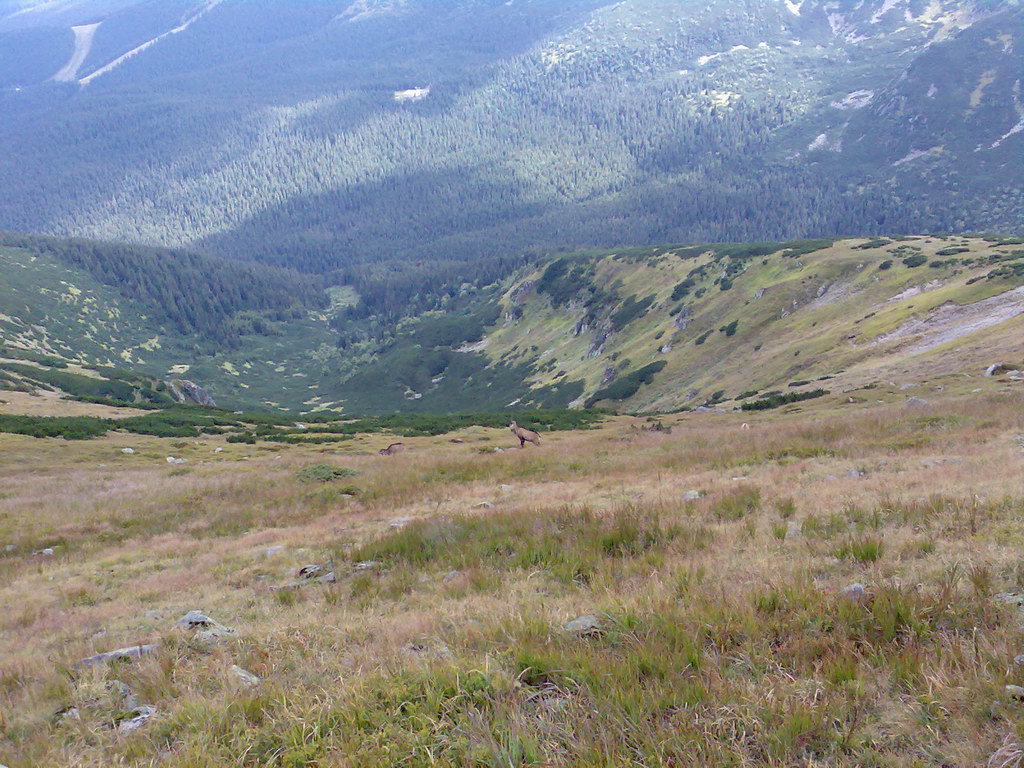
[231, 665, 260, 687]
[1007, 685, 1024, 701]
[839, 583, 867, 602]
[565, 614, 603, 636]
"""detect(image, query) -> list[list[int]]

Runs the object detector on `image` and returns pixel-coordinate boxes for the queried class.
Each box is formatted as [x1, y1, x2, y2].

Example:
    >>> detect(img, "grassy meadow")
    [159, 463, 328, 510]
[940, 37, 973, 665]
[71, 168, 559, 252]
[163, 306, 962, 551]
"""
[2, 391, 1024, 766]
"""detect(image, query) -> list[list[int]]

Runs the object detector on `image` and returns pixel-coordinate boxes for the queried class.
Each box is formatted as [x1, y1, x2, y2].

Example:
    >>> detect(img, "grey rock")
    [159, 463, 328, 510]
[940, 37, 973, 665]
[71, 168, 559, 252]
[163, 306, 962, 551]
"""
[565, 614, 603, 636]
[1008, 685, 1024, 701]
[168, 379, 216, 408]
[117, 705, 156, 732]
[39, 547, 55, 556]
[985, 363, 1009, 377]
[682, 490, 702, 502]
[473, 501, 494, 509]
[442, 570, 460, 583]
[3, 544, 13, 552]
[318, 571, 337, 584]
[839, 583, 868, 603]
[994, 592, 1024, 607]
[904, 397, 930, 408]
[52, 706, 80, 724]
[165, 457, 188, 465]
[354, 560, 382, 572]
[106, 680, 139, 711]
[77, 644, 157, 668]
[175, 610, 234, 641]
[144, 610, 161, 619]
[785, 521, 802, 540]
[121, 448, 135, 455]
[848, 469, 865, 479]
[1014, 654, 1024, 666]
[263, 545, 284, 557]
[230, 665, 260, 687]
[388, 517, 415, 529]
[297, 564, 324, 579]
[499, 484, 514, 492]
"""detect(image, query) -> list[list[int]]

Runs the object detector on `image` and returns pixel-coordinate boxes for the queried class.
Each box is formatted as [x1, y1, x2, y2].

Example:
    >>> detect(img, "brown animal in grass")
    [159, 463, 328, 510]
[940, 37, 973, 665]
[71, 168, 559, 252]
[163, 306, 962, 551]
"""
[509, 421, 540, 448]
[379, 443, 405, 456]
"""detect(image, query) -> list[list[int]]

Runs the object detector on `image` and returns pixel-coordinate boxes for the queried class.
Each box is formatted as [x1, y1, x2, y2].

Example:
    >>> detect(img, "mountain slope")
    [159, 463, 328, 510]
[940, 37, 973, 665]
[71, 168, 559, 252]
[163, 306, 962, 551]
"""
[484, 235, 1024, 412]
[5, 232, 1023, 414]
[0, 0, 1020, 318]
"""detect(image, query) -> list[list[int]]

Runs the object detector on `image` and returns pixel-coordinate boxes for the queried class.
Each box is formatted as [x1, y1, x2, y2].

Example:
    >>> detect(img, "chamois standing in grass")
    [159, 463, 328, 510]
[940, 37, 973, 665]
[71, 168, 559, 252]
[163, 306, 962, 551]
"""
[379, 442, 405, 456]
[509, 421, 541, 448]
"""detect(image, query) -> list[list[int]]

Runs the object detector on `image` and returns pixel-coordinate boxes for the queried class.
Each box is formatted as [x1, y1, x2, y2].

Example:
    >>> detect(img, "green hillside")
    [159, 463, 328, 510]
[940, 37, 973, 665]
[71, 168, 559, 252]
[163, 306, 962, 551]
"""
[483, 235, 1024, 412]
[5, 233, 1023, 415]
[0, 240, 338, 411]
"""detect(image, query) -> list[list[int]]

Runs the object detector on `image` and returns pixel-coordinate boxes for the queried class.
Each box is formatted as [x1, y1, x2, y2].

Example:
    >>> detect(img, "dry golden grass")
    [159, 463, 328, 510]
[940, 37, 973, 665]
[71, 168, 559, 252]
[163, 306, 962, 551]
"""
[2, 393, 1024, 766]
[0, 389, 148, 419]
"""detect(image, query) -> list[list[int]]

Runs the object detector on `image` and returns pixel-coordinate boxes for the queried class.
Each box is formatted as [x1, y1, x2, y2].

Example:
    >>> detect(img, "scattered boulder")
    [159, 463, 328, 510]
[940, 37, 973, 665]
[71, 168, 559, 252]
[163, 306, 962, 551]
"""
[785, 521, 802, 540]
[175, 610, 234, 642]
[1007, 685, 1024, 702]
[389, 517, 415, 529]
[230, 665, 260, 687]
[77, 644, 157, 668]
[117, 705, 156, 732]
[848, 469, 865, 479]
[168, 379, 216, 407]
[682, 490, 703, 502]
[473, 501, 494, 509]
[105, 680, 139, 712]
[1014, 654, 1024, 666]
[839, 583, 868, 603]
[166, 457, 188, 465]
[985, 363, 1011, 377]
[52, 706, 80, 724]
[121, 448, 135, 455]
[262, 545, 284, 557]
[297, 564, 324, 579]
[565, 614, 603, 637]
[904, 397, 930, 408]
[354, 560, 382, 572]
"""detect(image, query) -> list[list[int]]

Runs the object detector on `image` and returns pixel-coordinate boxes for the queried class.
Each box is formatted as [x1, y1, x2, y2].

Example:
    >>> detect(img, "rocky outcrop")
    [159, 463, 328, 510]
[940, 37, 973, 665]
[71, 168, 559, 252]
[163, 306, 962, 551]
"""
[168, 379, 216, 407]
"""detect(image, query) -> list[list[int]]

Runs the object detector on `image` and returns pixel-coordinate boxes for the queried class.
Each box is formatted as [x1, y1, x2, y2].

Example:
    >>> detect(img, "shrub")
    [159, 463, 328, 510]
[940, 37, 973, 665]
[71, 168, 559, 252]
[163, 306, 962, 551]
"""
[586, 362, 667, 406]
[711, 485, 762, 521]
[671, 279, 696, 301]
[902, 254, 927, 268]
[741, 390, 828, 411]
[610, 295, 655, 331]
[877, 260, 893, 270]
[295, 464, 358, 484]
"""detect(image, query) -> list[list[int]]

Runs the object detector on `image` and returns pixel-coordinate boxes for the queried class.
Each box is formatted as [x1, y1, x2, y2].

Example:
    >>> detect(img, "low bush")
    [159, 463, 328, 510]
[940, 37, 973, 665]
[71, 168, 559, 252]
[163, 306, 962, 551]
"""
[742, 390, 828, 411]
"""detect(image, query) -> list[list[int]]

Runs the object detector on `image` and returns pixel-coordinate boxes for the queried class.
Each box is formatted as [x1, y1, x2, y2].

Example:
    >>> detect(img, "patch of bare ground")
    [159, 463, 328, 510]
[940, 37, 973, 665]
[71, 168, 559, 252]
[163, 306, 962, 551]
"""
[874, 285, 1024, 353]
[1, 393, 1024, 766]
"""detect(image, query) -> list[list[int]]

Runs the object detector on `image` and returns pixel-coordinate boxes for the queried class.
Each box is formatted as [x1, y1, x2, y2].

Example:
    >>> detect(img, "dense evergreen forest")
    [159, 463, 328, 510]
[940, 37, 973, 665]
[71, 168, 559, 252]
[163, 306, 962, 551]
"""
[0, 232, 326, 345]
[1, 0, 1021, 324]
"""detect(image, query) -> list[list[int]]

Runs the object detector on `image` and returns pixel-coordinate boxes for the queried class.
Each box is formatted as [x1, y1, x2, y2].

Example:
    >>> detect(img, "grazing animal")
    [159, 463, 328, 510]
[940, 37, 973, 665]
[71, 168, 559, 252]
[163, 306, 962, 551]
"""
[379, 442, 405, 456]
[509, 421, 541, 448]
